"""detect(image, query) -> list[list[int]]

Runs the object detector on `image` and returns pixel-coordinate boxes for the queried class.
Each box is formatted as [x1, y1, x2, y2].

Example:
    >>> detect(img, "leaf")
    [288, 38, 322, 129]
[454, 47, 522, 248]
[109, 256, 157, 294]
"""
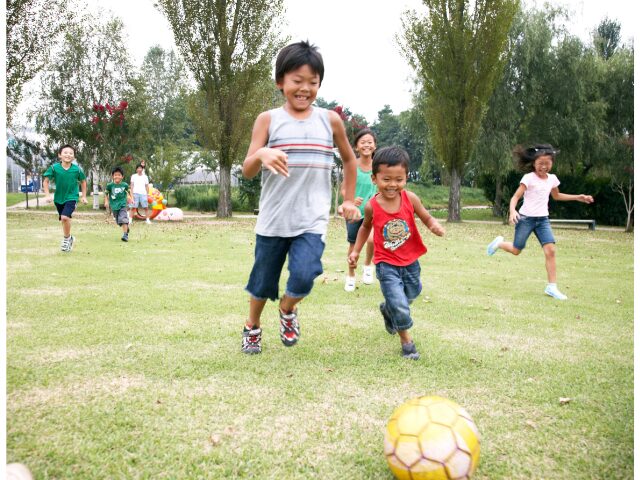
[525, 420, 536, 429]
[559, 397, 572, 405]
[209, 434, 221, 446]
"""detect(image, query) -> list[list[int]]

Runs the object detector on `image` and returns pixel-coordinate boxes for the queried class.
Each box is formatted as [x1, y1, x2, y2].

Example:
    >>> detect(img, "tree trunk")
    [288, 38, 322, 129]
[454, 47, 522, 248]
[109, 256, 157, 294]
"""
[217, 163, 232, 217]
[447, 167, 462, 222]
[493, 175, 503, 217]
[92, 151, 100, 210]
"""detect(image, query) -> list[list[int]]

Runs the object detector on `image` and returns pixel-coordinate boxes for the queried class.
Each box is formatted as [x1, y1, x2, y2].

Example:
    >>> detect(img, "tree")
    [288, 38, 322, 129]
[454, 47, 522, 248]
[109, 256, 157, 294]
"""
[6, 0, 72, 124]
[35, 13, 133, 209]
[6, 137, 55, 208]
[157, 0, 287, 217]
[593, 18, 621, 60]
[400, 0, 518, 221]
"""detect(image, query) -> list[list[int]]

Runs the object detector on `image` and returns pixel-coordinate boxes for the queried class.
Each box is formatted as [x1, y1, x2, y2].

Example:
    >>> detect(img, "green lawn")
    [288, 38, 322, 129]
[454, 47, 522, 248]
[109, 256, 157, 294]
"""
[6, 211, 633, 479]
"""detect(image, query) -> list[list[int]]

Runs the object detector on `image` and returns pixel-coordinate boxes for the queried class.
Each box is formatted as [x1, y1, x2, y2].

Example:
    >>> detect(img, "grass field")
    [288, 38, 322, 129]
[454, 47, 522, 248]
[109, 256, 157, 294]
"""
[6, 211, 633, 479]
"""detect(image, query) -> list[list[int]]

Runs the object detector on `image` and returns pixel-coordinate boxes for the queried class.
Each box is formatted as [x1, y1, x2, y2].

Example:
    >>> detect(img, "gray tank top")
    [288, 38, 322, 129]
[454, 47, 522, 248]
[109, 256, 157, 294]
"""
[255, 107, 334, 237]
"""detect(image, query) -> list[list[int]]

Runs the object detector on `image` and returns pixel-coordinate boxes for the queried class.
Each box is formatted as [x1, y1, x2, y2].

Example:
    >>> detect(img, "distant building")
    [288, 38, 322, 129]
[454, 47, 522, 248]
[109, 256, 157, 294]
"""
[177, 165, 239, 187]
[6, 127, 47, 193]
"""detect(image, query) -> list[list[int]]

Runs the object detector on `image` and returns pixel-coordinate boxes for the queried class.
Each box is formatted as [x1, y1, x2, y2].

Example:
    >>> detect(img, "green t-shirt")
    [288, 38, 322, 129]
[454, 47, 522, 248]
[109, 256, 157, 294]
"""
[355, 166, 377, 216]
[106, 181, 130, 211]
[42, 162, 86, 204]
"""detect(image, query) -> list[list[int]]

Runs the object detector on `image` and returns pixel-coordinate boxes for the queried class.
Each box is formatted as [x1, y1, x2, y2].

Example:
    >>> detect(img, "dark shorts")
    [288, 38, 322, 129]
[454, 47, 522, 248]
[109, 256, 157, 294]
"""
[112, 207, 129, 226]
[346, 218, 364, 244]
[245, 233, 325, 301]
[55, 201, 77, 220]
[513, 215, 555, 250]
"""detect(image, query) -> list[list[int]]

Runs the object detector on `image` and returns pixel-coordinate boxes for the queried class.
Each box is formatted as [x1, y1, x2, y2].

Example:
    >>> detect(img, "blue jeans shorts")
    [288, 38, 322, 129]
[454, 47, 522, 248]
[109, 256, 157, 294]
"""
[245, 233, 325, 301]
[346, 218, 364, 244]
[132, 193, 148, 208]
[55, 201, 77, 220]
[376, 260, 422, 332]
[513, 215, 555, 250]
[112, 207, 129, 226]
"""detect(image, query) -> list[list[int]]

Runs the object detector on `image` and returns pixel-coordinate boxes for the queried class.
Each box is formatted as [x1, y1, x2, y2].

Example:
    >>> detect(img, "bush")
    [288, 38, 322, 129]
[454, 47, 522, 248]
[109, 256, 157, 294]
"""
[478, 172, 628, 226]
[174, 185, 246, 212]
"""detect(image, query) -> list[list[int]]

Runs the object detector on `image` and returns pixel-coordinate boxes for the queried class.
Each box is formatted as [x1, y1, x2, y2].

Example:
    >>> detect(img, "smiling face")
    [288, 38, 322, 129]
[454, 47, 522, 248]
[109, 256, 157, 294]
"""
[112, 171, 123, 183]
[356, 134, 376, 158]
[277, 64, 320, 114]
[58, 147, 75, 165]
[372, 163, 408, 200]
[533, 155, 553, 178]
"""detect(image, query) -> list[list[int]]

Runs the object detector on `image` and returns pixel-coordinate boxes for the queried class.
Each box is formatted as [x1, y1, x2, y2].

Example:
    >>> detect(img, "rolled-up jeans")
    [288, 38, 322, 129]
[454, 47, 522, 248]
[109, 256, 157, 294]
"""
[376, 260, 422, 331]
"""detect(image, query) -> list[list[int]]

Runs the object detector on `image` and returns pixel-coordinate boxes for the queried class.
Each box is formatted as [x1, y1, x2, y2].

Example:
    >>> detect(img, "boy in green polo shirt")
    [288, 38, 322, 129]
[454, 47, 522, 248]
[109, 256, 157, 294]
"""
[43, 144, 88, 252]
[104, 166, 132, 242]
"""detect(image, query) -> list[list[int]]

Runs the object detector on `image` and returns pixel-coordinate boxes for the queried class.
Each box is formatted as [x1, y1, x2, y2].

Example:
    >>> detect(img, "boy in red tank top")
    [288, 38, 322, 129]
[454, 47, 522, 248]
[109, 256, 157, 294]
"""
[348, 146, 445, 359]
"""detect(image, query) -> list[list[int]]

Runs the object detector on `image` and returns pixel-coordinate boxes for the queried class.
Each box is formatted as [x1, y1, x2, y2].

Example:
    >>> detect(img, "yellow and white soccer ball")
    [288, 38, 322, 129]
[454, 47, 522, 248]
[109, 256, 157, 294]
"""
[384, 395, 480, 480]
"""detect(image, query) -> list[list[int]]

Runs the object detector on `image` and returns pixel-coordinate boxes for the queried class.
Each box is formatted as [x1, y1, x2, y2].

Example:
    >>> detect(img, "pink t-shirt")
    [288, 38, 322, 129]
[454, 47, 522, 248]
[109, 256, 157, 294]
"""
[519, 172, 560, 217]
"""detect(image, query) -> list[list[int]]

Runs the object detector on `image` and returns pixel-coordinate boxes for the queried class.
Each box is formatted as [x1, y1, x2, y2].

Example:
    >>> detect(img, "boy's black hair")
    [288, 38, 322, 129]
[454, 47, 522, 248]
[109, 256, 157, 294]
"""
[58, 144, 75, 155]
[111, 166, 124, 176]
[512, 143, 559, 173]
[135, 163, 144, 171]
[354, 128, 376, 147]
[275, 40, 324, 85]
[372, 146, 410, 174]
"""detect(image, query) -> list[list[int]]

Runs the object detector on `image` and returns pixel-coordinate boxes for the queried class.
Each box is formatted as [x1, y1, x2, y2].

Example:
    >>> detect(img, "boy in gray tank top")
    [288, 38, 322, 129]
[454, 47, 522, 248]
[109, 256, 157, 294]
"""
[241, 41, 361, 354]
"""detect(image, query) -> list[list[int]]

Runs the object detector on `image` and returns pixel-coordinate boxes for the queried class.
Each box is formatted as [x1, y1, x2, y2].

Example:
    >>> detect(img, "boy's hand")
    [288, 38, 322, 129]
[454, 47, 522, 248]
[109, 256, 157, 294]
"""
[260, 147, 289, 177]
[340, 200, 361, 222]
[348, 251, 360, 269]
[579, 194, 594, 204]
[337, 204, 344, 217]
[509, 210, 520, 225]
[429, 220, 445, 237]
[80, 195, 88, 204]
[354, 196, 363, 207]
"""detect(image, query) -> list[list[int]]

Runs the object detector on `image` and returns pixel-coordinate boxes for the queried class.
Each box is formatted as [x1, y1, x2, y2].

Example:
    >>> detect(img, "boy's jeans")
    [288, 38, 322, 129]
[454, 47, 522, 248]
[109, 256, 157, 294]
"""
[375, 261, 422, 331]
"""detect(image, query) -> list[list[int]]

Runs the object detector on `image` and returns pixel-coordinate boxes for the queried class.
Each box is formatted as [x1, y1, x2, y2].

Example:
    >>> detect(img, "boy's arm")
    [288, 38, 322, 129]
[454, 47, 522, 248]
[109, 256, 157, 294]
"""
[242, 111, 288, 179]
[348, 202, 374, 268]
[104, 185, 110, 209]
[80, 180, 88, 203]
[509, 184, 526, 224]
[329, 110, 360, 221]
[550, 188, 594, 204]
[407, 191, 445, 236]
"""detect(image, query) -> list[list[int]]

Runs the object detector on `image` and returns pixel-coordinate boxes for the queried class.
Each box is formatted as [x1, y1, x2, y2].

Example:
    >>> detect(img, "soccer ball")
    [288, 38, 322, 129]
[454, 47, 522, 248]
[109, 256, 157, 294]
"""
[384, 395, 480, 480]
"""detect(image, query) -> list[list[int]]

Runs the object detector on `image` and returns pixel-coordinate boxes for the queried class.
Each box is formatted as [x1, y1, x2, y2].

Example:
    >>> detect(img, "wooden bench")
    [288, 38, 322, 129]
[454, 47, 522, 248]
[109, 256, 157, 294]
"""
[550, 219, 596, 230]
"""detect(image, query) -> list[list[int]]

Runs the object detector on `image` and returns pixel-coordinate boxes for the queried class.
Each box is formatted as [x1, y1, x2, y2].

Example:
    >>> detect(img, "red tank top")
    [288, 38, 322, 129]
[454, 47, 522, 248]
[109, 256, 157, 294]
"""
[371, 190, 427, 266]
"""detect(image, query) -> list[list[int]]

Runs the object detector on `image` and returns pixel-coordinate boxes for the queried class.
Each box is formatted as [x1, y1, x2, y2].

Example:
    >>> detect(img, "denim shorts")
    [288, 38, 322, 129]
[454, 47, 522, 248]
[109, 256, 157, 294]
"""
[346, 218, 364, 244]
[132, 193, 148, 208]
[245, 233, 325, 301]
[513, 215, 555, 250]
[55, 201, 77, 220]
[376, 260, 422, 332]
[112, 207, 129, 225]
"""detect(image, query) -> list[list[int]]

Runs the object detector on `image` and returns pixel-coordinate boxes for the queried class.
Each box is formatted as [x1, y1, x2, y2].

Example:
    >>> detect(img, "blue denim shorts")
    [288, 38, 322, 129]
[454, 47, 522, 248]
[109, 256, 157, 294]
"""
[346, 218, 364, 244]
[55, 201, 77, 220]
[376, 261, 422, 332]
[132, 193, 148, 208]
[513, 215, 555, 250]
[245, 233, 325, 301]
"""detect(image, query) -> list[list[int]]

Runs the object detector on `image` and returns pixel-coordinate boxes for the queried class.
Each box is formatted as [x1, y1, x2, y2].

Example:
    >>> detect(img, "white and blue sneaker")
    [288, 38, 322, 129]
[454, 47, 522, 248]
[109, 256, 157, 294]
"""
[487, 236, 503, 256]
[544, 284, 568, 300]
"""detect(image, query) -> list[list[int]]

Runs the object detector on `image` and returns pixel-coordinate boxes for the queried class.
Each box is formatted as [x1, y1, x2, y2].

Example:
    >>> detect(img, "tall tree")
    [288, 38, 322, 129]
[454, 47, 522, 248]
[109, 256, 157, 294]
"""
[157, 0, 286, 217]
[593, 18, 621, 60]
[6, 137, 55, 208]
[6, 0, 73, 124]
[35, 13, 133, 209]
[400, 0, 518, 221]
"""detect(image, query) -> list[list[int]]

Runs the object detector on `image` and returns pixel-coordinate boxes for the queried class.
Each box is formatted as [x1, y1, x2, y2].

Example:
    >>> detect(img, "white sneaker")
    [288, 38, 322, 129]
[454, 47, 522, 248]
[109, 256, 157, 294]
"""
[487, 235, 503, 256]
[344, 276, 356, 292]
[545, 284, 567, 300]
[145, 218, 151, 224]
[362, 265, 374, 285]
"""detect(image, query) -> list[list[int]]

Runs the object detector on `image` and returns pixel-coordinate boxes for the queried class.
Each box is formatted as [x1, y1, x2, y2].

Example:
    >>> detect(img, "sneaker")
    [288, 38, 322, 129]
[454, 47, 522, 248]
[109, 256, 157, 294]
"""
[145, 218, 151, 224]
[68, 235, 75, 251]
[362, 265, 374, 285]
[344, 276, 356, 292]
[60, 236, 73, 252]
[121, 233, 128, 242]
[544, 284, 568, 300]
[241, 326, 262, 354]
[380, 302, 396, 335]
[402, 341, 420, 360]
[487, 235, 503, 256]
[279, 309, 300, 347]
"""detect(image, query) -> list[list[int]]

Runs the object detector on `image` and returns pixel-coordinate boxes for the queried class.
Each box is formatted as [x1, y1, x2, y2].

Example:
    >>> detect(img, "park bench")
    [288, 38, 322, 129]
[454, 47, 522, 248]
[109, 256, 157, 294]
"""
[550, 219, 596, 230]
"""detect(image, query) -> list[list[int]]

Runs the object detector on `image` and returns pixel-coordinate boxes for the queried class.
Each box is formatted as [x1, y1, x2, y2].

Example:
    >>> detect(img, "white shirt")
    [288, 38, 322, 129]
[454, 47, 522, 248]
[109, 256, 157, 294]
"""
[130, 173, 149, 195]
[519, 172, 560, 217]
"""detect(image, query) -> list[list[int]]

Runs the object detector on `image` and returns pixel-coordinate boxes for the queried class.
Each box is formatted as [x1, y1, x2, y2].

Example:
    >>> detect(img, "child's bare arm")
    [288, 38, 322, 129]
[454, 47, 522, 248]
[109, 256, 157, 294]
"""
[509, 184, 526, 224]
[242, 112, 288, 179]
[330, 111, 360, 221]
[407, 191, 445, 236]
[348, 202, 374, 268]
[551, 188, 594, 204]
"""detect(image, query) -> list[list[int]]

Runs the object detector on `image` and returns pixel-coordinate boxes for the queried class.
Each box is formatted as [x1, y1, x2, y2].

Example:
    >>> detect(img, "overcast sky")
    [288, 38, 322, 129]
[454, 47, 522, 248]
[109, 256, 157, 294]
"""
[15, 0, 637, 125]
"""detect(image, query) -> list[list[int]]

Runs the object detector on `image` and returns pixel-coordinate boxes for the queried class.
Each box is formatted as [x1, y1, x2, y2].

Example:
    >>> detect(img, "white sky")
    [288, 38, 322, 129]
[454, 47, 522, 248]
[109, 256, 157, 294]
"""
[13, 0, 637, 125]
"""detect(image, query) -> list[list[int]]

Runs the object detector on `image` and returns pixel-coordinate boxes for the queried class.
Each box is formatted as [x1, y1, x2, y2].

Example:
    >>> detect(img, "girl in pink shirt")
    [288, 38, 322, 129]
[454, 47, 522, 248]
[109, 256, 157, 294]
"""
[486, 144, 593, 300]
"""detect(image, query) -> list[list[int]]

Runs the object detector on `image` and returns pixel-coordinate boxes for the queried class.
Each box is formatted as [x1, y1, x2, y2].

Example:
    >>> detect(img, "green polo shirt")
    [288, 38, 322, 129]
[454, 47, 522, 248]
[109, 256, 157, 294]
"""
[106, 181, 129, 211]
[43, 162, 86, 204]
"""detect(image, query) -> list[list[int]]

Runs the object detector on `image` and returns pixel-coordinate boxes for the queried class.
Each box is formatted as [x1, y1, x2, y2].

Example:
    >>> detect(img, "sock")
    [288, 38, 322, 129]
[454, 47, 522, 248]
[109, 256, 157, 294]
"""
[547, 283, 557, 288]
